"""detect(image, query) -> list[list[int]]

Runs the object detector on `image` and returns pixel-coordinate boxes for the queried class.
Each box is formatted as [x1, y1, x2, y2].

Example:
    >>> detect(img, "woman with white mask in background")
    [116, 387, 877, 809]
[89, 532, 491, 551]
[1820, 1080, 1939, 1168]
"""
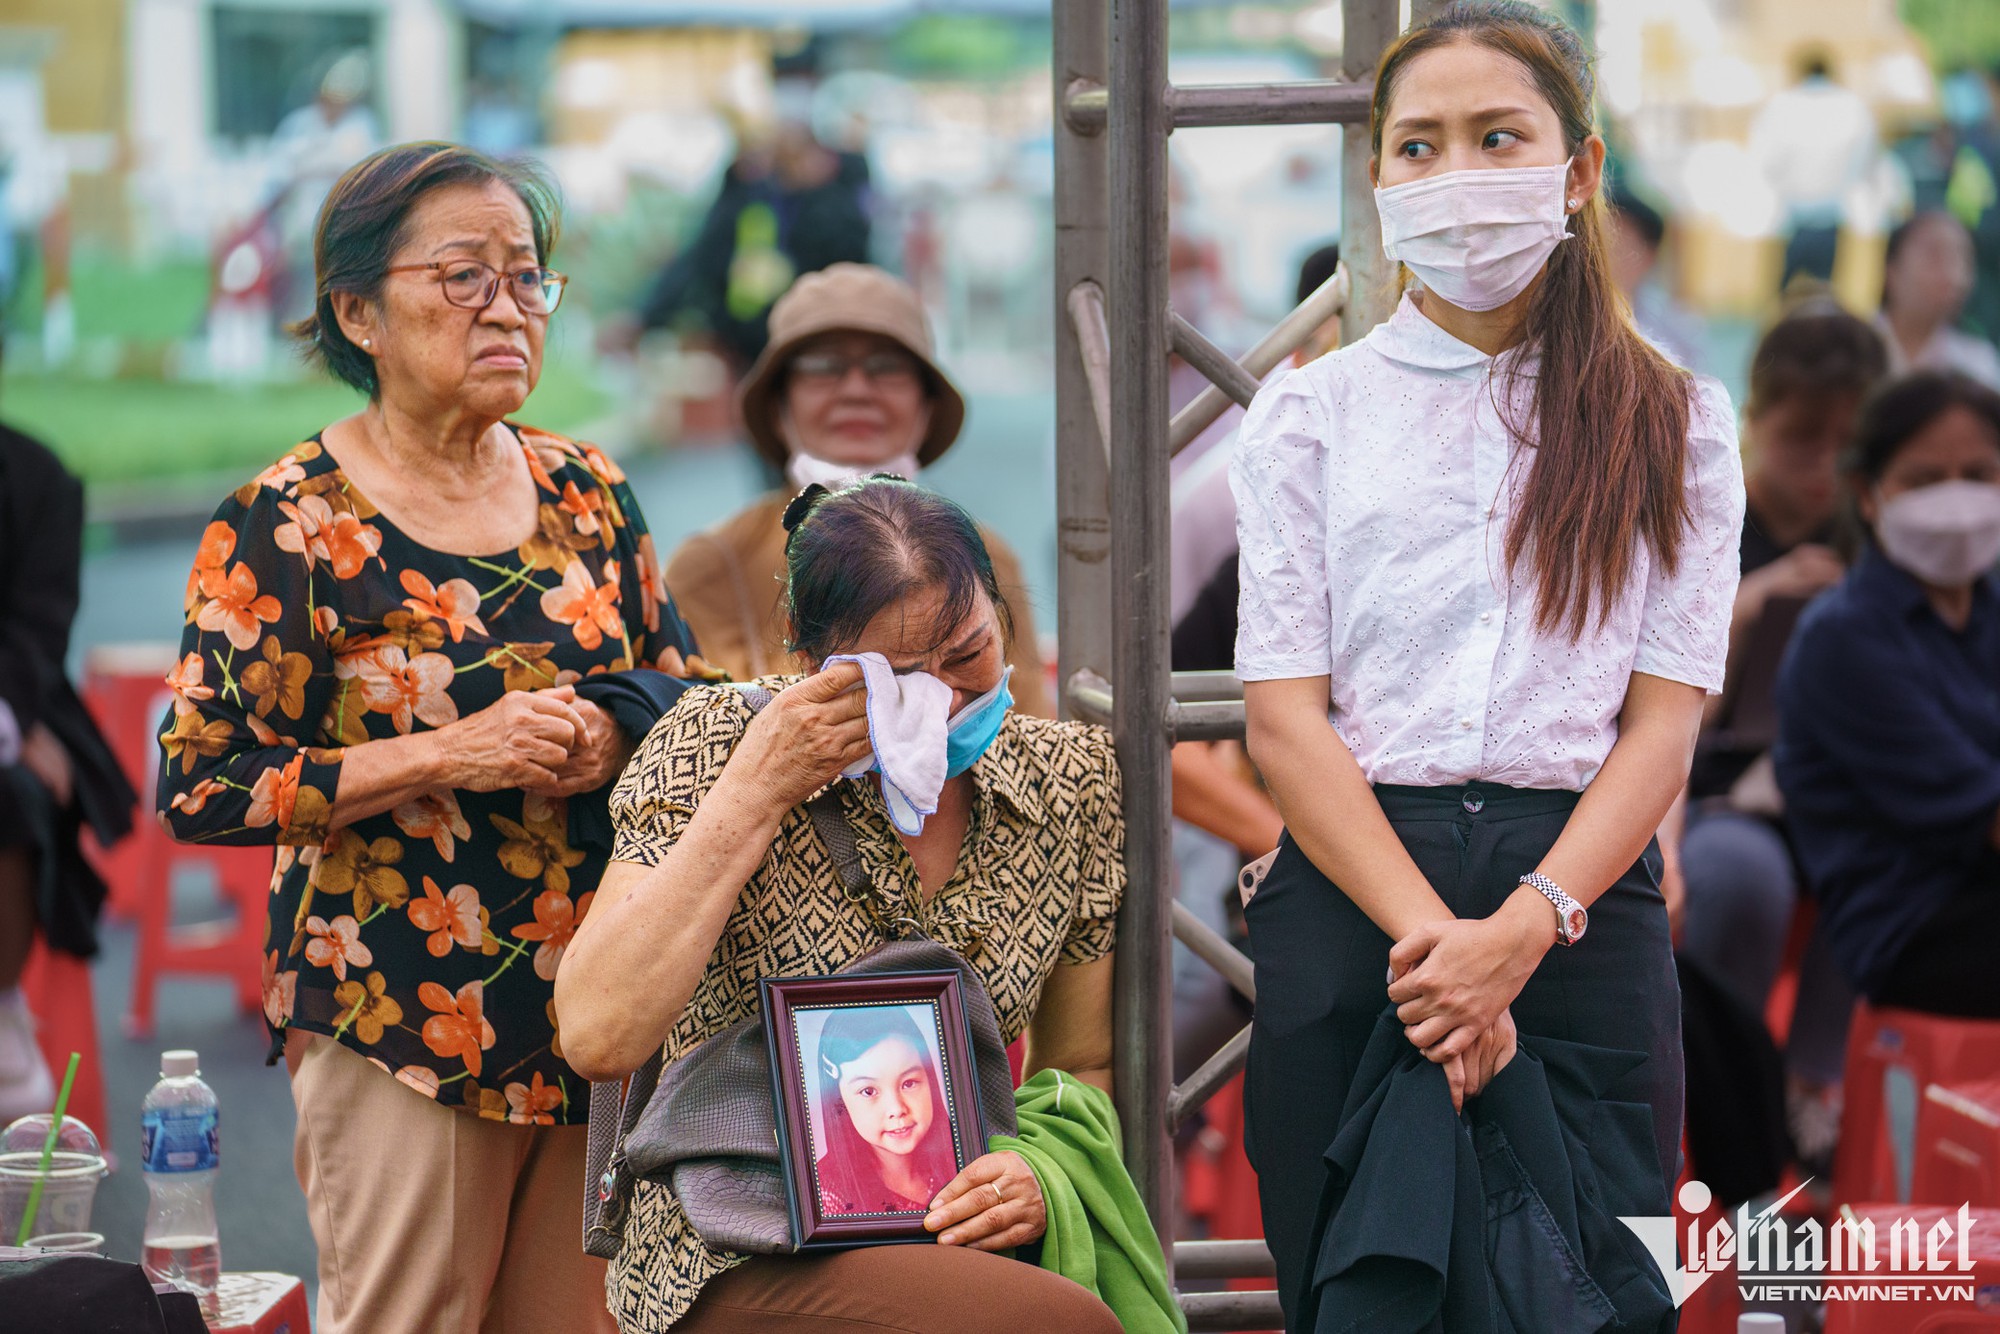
[1777, 370, 2000, 1020]
[1232, 4, 1742, 1323]
[665, 264, 1050, 714]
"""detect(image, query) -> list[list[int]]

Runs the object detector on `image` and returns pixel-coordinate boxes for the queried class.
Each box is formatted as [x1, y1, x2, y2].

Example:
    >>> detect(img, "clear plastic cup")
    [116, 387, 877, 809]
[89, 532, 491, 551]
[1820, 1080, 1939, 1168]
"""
[0, 1149, 109, 1243]
[23, 1231, 105, 1253]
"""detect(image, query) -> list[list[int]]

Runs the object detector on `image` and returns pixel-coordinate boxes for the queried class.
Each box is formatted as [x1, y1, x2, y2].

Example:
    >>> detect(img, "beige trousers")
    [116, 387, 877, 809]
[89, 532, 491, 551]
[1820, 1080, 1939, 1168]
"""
[289, 1036, 617, 1334]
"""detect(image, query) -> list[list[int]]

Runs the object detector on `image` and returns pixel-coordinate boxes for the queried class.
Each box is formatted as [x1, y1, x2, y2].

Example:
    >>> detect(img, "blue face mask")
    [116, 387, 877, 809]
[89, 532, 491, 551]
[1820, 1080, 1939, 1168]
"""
[945, 668, 1013, 779]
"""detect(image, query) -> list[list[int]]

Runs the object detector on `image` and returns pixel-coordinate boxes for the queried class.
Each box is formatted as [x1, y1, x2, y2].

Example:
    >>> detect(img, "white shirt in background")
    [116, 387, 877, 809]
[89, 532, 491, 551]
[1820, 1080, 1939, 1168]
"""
[1874, 312, 2000, 389]
[1230, 293, 1745, 791]
[1750, 76, 1879, 228]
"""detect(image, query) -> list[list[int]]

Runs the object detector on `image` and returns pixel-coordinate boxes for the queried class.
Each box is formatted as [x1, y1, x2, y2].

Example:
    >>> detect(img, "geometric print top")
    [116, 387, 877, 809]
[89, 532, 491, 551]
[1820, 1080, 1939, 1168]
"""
[603, 679, 1124, 1328]
[156, 424, 714, 1126]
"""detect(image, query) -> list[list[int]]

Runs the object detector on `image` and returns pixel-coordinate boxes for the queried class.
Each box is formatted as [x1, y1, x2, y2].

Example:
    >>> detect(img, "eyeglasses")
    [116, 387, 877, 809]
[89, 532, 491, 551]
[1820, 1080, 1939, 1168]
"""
[788, 350, 922, 387]
[386, 261, 568, 315]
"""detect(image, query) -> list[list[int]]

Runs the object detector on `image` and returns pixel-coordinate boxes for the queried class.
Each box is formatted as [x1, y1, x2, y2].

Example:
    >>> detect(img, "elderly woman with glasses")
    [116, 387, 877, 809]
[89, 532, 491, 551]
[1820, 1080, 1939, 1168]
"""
[665, 263, 1050, 715]
[157, 142, 708, 1334]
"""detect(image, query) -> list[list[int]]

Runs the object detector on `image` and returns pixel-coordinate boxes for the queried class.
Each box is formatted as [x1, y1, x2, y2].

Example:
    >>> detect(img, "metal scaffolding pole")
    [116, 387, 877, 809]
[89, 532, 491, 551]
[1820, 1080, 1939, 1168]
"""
[1054, 0, 1113, 715]
[1053, 0, 1408, 1324]
[1107, 0, 1176, 1243]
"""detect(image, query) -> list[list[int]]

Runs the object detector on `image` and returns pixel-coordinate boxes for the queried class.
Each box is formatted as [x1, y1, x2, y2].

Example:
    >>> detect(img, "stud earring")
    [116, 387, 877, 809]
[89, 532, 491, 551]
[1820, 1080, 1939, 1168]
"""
[1566, 198, 1578, 211]
[362, 338, 373, 349]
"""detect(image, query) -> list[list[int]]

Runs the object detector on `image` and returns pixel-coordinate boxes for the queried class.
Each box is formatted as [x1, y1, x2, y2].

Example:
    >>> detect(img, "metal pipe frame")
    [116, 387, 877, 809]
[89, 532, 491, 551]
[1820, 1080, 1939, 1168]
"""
[1065, 77, 1374, 132]
[1107, 0, 1177, 1245]
[1167, 262, 1350, 455]
[1055, 0, 1409, 1316]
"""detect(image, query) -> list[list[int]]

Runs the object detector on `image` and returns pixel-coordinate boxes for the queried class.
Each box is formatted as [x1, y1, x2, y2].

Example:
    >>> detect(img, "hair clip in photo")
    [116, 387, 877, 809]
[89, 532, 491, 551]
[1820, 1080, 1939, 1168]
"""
[782, 484, 831, 534]
[820, 1051, 841, 1082]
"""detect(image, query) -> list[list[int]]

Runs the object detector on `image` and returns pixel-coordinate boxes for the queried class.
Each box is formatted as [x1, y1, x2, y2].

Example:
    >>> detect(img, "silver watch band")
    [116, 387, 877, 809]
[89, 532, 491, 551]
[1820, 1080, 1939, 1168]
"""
[1520, 871, 1586, 945]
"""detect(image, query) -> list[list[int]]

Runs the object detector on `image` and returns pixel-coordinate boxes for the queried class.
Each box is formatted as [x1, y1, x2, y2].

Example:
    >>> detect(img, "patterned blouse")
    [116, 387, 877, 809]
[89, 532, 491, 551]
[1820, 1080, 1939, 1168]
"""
[604, 680, 1125, 1330]
[157, 425, 714, 1126]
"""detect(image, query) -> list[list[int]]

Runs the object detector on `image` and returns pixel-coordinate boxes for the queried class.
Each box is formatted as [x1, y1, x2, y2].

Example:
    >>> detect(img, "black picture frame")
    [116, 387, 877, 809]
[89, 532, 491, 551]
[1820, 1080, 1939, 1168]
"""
[760, 969, 986, 1249]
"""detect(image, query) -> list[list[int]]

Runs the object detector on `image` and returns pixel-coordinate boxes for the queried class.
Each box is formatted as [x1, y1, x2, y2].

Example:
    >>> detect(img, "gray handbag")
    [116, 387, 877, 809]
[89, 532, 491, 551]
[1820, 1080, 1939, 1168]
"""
[582, 687, 1018, 1260]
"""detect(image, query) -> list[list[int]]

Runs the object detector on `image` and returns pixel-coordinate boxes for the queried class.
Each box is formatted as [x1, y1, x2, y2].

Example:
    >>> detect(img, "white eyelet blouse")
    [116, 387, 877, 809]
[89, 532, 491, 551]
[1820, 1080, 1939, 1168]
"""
[1230, 292, 1745, 792]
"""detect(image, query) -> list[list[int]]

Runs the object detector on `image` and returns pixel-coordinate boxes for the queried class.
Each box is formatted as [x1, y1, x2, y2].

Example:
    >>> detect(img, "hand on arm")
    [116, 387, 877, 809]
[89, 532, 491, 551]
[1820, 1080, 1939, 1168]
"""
[554, 664, 871, 1080]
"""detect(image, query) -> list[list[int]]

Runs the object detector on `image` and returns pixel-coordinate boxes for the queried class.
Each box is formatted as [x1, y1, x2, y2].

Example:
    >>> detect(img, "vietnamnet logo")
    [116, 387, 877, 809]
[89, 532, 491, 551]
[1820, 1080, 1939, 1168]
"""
[1619, 1180, 1984, 1308]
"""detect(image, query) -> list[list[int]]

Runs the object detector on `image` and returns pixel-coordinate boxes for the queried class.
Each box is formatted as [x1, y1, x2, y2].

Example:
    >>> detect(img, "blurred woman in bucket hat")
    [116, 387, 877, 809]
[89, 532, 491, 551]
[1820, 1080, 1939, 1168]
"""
[665, 264, 1050, 714]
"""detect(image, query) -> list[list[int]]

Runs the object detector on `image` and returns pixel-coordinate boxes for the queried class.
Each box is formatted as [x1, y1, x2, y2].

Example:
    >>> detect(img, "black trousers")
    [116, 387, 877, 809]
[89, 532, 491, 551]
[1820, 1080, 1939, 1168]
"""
[1243, 784, 1684, 1327]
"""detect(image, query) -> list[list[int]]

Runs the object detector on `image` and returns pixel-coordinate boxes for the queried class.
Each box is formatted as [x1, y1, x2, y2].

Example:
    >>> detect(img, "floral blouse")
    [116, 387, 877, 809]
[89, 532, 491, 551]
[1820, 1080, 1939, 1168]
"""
[603, 680, 1124, 1328]
[157, 425, 714, 1126]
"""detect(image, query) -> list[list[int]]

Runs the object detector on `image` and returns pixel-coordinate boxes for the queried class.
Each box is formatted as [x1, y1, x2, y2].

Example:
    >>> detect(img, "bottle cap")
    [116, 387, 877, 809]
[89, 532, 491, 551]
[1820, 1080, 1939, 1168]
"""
[160, 1050, 199, 1078]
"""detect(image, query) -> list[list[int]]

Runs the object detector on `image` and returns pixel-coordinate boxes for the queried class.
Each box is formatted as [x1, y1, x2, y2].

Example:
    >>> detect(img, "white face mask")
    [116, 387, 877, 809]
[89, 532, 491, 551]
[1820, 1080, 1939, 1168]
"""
[785, 450, 921, 491]
[1876, 479, 2000, 587]
[1375, 160, 1574, 312]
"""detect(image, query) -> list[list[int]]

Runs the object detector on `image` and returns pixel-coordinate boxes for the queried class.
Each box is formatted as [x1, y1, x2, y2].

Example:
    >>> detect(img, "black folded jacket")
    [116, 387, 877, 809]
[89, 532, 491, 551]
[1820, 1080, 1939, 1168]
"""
[1298, 1009, 1676, 1334]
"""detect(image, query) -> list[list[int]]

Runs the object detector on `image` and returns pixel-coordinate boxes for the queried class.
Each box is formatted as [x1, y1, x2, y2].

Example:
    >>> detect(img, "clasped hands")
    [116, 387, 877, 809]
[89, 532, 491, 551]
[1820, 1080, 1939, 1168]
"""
[445, 684, 635, 798]
[1386, 887, 1558, 1111]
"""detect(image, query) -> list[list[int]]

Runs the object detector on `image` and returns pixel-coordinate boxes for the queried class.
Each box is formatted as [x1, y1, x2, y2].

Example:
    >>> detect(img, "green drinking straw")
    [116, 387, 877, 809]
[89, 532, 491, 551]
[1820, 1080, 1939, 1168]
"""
[14, 1052, 82, 1247]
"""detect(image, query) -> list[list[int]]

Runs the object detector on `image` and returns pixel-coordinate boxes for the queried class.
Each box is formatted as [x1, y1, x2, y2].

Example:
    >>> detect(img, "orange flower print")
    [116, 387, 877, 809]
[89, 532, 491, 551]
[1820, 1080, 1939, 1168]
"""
[419, 980, 495, 1077]
[331, 970, 403, 1044]
[317, 829, 409, 917]
[491, 796, 587, 894]
[170, 778, 227, 816]
[399, 571, 489, 642]
[271, 493, 333, 570]
[185, 522, 236, 612]
[303, 914, 372, 981]
[195, 562, 283, 651]
[242, 635, 313, 719]
[557, 480, 604, 536]
[539, 558, 622, 651]
[245, 755, 303, 830]
[250, 451, 308, 494]
[505, 1072, 563, 1125]
[165, 653, 214, 716]
[577, 442, 626, 486]
[408, 876, 483, 957]
[511, 887, 594, 981]
[394, 1066, 441, 1099]
[261, 950, 297, 1029]
[635, 533, 666, 634]
[393, 789, 471, 861]
[354, 646, 459, 733]
[321, 511, 384, 580]
[160, 710, 234, 774]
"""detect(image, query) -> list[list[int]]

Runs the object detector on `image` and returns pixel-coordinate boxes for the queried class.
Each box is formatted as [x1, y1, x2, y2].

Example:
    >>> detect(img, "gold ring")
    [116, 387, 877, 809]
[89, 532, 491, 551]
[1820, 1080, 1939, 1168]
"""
[991, 1182, 1006, 1207]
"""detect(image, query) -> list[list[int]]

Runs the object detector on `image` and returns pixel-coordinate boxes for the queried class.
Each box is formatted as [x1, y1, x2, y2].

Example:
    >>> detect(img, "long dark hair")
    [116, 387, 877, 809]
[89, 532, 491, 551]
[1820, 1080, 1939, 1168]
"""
[812, 1005, 957, 1212]
[1372, 1, 1694, 638]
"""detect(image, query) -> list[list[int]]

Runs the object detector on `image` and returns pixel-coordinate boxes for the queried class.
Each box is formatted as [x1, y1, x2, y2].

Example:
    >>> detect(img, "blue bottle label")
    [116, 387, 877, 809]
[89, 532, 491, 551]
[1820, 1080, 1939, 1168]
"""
[141, 1108, 218, 1172]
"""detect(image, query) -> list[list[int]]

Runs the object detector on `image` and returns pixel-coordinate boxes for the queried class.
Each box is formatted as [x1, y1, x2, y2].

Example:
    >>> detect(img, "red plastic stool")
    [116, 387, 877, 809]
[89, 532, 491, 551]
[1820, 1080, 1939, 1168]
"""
[212, 1272, 310, 1334]
[20, 938, 108, 1143]
[1914, 1080, 2000, 1209]
[1834, 1006, 2000, 1206]
[1821, 1204, 2000, 1333]
[79, 645, 180, 923]
[125, 836, 273, 1038]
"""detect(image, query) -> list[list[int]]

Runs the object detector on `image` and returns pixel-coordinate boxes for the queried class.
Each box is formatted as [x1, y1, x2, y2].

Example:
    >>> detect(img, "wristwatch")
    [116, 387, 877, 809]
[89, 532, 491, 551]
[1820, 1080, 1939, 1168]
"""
[1520, 872, 1587, 946]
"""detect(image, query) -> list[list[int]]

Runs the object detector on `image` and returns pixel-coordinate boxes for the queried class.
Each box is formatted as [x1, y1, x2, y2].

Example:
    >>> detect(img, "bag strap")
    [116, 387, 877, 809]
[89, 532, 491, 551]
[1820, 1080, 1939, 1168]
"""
[585, 683, 783, 1254]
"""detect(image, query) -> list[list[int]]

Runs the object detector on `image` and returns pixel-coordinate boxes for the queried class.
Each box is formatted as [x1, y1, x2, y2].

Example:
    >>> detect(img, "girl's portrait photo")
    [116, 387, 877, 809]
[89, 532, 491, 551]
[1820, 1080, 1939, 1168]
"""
[802, 1003, 961, 1217]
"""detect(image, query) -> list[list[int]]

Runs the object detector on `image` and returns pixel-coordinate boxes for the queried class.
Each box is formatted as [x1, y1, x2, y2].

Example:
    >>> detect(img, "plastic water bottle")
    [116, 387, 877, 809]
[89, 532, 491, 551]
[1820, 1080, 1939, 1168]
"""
[140, 1050, 220, 1319]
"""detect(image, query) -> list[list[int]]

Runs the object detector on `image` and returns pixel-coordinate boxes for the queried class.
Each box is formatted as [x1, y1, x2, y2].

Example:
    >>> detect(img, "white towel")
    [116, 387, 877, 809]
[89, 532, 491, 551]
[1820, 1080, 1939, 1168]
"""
[825, 652, 954, 835]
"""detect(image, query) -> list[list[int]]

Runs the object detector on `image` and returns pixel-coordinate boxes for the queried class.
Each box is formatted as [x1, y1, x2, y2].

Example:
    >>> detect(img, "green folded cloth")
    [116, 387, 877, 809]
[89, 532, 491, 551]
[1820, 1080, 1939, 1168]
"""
[991, 1069, 1188, 1334]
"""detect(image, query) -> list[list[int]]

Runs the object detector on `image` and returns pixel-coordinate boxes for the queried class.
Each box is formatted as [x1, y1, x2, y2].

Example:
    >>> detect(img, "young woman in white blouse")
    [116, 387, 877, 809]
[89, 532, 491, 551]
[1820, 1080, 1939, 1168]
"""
[1232, 3, 1743, 1320]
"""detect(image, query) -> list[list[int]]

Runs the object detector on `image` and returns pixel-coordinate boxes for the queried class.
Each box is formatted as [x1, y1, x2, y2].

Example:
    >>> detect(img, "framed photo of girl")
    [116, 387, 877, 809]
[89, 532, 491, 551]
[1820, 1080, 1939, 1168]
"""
[761, 970, 988, 1249]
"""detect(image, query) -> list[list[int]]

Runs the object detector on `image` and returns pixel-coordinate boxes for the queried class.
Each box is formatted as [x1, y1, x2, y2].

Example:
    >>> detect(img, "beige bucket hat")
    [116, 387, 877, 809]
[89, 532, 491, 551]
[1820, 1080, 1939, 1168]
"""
[737, 263, 966, 471]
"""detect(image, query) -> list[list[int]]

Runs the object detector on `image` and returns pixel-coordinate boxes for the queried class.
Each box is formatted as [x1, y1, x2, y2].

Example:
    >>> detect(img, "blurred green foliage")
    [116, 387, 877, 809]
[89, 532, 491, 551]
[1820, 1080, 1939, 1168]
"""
[1904, 0, 2000, 72]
